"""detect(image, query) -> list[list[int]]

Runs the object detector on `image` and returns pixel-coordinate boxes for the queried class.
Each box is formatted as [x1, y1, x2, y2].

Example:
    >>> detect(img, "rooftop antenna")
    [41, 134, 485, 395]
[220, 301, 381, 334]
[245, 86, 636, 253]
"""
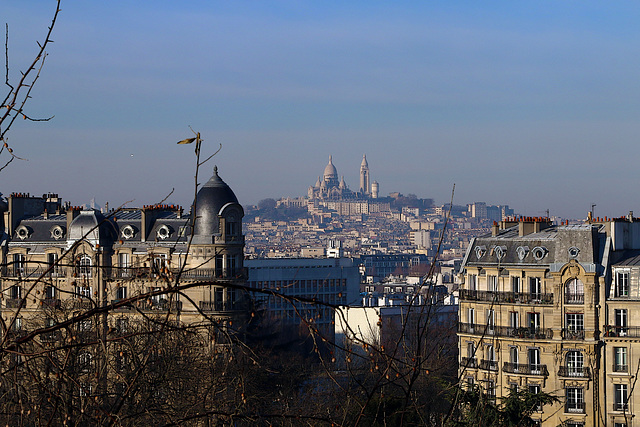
[591, 203, 596, 218]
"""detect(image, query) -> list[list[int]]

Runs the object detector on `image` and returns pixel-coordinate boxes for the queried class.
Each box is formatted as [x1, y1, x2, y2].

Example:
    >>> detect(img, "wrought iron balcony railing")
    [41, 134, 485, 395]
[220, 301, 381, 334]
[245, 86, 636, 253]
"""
[561, 328, 588, 340]
[459, 289, 553, 305]
[503, 362, 549, 376]
[565, 402, 585, 414]
[479, 359, 498, 371]
[565, 293, 585, 304]
[603, 325, 640, 338]
[5, 298, 26, 309]
[558, 366, 591, 379]
[460, 357, 477, 369]
[458, 323, 553, 339]
[199, 301, 237, 312]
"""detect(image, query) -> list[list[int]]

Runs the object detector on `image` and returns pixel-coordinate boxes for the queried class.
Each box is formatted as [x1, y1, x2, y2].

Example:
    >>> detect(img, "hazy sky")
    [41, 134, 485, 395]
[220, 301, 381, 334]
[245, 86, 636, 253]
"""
[4, 1, 640, 219]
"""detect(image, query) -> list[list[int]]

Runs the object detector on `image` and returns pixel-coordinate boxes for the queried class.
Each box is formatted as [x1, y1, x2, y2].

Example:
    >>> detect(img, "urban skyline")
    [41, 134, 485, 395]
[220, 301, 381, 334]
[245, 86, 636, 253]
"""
[5, 2, 640, 219]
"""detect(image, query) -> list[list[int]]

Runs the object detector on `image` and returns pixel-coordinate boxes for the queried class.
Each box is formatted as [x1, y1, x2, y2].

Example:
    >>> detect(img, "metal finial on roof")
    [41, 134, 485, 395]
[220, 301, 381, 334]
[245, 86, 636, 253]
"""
[214, 165, 218, 176]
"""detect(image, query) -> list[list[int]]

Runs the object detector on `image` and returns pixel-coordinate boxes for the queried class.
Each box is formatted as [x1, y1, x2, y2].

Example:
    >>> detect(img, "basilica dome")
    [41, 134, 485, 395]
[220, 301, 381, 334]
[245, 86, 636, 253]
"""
[323, 155, 338, 181]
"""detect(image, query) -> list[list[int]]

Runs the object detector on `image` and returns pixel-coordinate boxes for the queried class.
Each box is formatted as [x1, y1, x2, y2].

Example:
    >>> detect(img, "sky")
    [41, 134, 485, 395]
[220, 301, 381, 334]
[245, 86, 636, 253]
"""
[3, 1, 640, 219]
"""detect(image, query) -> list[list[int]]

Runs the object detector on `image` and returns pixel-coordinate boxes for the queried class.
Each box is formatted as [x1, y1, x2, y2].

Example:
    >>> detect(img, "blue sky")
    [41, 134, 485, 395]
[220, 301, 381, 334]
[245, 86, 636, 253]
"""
[4, 1, 640, 219]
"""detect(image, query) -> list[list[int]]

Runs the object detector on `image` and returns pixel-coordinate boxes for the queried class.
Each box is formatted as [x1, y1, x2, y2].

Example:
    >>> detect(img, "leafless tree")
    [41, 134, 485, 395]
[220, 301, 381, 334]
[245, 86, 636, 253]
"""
[0, 0, 60, 173]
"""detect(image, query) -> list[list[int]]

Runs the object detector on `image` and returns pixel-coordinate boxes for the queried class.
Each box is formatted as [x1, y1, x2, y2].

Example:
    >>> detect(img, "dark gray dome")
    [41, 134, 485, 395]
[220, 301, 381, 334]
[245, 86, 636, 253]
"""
[194, 166, 239, 236]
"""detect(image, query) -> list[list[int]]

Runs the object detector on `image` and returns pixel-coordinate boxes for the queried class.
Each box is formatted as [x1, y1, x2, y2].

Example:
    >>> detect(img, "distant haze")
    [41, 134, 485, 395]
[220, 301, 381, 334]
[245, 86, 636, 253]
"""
[4, 1, 640, 220]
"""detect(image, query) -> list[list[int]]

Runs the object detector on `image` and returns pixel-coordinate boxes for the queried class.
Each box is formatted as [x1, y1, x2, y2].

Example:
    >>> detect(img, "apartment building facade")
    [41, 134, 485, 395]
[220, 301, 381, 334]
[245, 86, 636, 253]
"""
[459, 215, 640, 426]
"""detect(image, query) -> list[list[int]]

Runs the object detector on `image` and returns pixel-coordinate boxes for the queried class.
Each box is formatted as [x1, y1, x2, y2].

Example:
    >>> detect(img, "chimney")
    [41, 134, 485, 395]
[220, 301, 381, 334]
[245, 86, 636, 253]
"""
[66, 207, 80, 231]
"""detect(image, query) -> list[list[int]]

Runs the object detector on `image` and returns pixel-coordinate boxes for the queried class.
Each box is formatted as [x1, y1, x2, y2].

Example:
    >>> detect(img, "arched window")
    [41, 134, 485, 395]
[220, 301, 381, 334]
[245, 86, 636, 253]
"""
[76, 255, 92, 277]
[565, 278, 584, 304]
[79, 352, 92, 373]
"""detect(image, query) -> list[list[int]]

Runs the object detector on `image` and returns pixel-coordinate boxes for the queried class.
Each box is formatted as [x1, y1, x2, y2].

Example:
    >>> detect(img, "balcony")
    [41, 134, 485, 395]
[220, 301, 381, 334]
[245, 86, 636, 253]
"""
[561, 329, 587, 340]
[479, 359, 498, 371]
[5, 298, 26, 309]
[603, 325, 640, 338]
[460, 357, 478, 369]
[558, 366, 591, 379]
[111, 300, 133, 311]
[2, 266, 68, 278]
[565, 402, 585, 414]
[565, 293, 584, 304]
[199, 301, 236, 312]
[459, 289, 553, 305]
[73, 299, 93, 310]
[106, 267, 247, 281]
[141, 300, 182, 311]
[503, 362, 549, 376]
[41, 298, 61, 309]
[40, 331, 62, 343]
[458, 323, 553, 339]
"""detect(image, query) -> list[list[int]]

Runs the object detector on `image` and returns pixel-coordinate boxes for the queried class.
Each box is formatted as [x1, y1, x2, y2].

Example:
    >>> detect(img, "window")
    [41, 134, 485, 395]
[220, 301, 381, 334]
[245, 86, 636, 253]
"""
[486, 344, 496, 367]
[227, 255, 238, 276]
[615, 347, 628, 372]
[47, 253, 59, 275]
[215, 254, 224, 277]
[566, 387, 584, 413]
[78, 352, 92, 373]
[116, 286, 127, 300]
[225, 218, 238, 236]
[510, 311, 519, 329]
[487, 380, 496, 401]
[512, 276, 521, 293]
[79, 383, 92, 398]
[118, 253, 130, 277]
[466, 377, 474, 389]
[76, 285, 92, 299]
[468, 274, 477, 291]
[152, 254, 167, 275]
[487, 309, 495, 332]
[76, 255, 92, 277]
[10, 285, 22, 300]
[44, 286, 56, 300]
[616, 271, 630, 297]
[565, 278, 584, 304]
[566, 313, 584, 338]
[467, 342, 476, 360]
[528, 384, 542, 411]
[528, 312, 540, 332]
[487, 275, 497, 292]
[528, 348, 541, 374]
[468, 308, 475, 325]
[13, 253, 25, 275]
[510, 347, 519, 368]
[615, 309, 628, 336]
[615, 384, 628, 411]
[530, 277, 541, 300]
[566, 351, 584, 376]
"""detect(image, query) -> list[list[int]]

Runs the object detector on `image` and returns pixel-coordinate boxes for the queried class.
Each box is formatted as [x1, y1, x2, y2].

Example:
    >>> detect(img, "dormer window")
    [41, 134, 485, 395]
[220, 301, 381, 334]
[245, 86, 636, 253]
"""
[532, 246, 548, 261]
[157, 225, 171, 240]
[121, 225, 136, 240]
[50, 225, 65, 240]
[15, 225, 30, 240]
